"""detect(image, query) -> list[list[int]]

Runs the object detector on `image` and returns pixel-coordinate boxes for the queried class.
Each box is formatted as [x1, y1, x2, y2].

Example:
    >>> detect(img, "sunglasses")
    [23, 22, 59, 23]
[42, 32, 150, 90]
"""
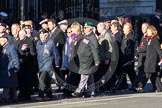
[67, 31, 72, 33]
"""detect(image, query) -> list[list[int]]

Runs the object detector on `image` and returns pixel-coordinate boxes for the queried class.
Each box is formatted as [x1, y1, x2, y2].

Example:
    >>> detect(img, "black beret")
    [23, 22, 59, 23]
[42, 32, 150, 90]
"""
[39, 29, 49, 35]
[0, 23, 6, 28]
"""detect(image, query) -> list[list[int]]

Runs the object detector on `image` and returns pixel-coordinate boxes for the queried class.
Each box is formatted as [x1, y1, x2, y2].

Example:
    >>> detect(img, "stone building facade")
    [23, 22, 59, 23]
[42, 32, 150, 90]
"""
[100, 0, 156, 19]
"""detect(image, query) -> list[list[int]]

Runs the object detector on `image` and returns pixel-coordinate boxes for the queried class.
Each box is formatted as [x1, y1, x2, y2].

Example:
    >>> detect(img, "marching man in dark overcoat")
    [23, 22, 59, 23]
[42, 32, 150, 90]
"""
[72, 22, 100, 97]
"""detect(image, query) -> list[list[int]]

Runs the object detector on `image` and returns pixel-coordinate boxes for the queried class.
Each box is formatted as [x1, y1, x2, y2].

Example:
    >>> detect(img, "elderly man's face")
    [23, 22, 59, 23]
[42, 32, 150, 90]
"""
[11, 25, 20, 36]
[84, 26, 92, 34]
[97, 24, 105, 34]
[40, 33, 48, 42]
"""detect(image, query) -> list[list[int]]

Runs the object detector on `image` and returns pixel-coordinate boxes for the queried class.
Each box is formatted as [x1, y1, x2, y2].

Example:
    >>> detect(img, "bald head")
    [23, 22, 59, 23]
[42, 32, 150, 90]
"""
[11, 23, 20, 37]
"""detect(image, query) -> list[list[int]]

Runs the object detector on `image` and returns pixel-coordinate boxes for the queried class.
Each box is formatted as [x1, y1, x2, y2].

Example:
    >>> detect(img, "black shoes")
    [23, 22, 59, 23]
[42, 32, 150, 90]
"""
[36, 95, 53, 101]
[72, 92, 95, 98]
[83, 94, 95, 98]
[72, 92, 83, 97]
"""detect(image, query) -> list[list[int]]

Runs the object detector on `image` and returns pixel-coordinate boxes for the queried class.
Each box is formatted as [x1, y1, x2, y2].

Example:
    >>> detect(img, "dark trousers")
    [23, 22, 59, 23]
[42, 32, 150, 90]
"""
[38, 71, 53, 97]
[54, 67, 65, 89]
[116, 64, 136, 90]
[133, 55, 147, 88]
[133, 69, 147, 88]
[94, 62, 109, 91]
[18, 67, 33, 100]
[63, 71, 80, 95]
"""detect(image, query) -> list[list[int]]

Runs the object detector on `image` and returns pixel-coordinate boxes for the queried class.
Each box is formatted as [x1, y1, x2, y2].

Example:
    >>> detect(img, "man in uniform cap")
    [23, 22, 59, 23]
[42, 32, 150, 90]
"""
[36, 28, 60, 101]
[58, 20, 68, 33]
[39, 29, 49, 36]
[39, 19, 48, 31]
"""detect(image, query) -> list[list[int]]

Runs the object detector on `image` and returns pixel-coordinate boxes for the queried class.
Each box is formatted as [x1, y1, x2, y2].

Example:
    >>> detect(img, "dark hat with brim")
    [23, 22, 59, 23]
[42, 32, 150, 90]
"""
[0, 23, 6, 28]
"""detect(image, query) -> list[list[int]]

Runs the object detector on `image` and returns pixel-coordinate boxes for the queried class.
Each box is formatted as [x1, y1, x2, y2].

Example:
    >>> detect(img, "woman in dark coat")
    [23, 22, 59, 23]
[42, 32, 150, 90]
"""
[0, 36, 19, 100]
[117, 23, 136, 90]
[144, 25, 162, 92]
